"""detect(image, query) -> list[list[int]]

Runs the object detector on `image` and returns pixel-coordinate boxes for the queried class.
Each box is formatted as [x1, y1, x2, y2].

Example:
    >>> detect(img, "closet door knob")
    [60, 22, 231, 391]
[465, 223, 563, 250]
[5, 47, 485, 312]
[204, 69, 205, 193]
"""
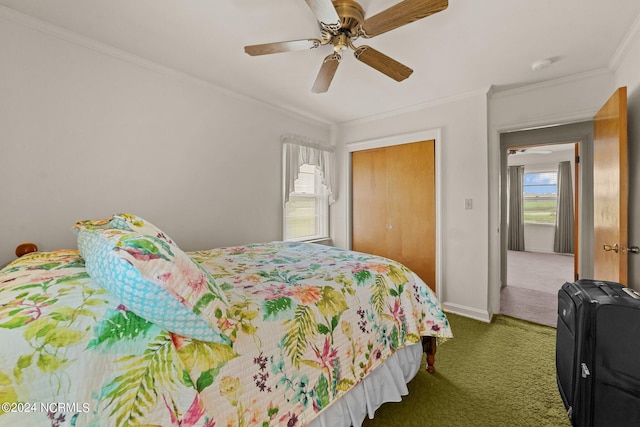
[386, 223, 393, 230]
[603, 243, 619, 253]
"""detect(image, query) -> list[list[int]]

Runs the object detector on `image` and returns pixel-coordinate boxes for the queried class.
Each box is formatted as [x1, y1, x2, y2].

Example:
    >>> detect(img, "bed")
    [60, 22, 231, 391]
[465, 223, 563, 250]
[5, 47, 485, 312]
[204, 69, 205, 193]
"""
[0, 214, 451, 427]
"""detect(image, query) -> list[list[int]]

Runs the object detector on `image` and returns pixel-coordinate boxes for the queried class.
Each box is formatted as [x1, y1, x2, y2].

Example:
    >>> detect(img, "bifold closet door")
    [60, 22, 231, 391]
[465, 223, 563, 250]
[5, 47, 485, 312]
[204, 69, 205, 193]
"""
[351, 147, 388, 258]
[351, 140, 436, 291]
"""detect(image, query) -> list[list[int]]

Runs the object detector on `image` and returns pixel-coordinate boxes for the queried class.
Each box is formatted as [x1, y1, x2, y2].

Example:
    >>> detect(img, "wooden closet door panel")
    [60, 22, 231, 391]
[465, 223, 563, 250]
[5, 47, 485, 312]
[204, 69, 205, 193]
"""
[352, 148, 388, 257]
[386, 140, 436, 290]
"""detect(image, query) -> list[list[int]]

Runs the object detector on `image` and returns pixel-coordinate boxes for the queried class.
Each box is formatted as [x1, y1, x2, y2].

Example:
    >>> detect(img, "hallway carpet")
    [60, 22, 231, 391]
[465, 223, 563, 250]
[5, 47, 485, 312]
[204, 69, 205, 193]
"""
[501, 250, 574, 327]
[500, 286, 557, 327]
[506, 250, 574, 293]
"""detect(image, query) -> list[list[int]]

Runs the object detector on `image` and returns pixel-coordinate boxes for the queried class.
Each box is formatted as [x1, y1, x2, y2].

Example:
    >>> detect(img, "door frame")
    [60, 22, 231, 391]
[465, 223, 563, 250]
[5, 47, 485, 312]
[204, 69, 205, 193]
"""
[345, 128, 443, 297]
[499, 121, 595, 289]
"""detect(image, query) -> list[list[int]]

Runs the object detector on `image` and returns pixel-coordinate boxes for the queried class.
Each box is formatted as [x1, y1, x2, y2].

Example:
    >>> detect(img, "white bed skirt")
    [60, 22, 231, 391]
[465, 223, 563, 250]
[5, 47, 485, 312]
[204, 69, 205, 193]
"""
[309, 342, 423, 427]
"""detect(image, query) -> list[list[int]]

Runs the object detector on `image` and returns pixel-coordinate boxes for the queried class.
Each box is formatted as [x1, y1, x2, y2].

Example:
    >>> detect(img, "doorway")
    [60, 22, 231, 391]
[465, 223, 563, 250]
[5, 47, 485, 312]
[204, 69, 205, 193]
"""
[499, 121, 595, 326]
[502, 142, 578, 326]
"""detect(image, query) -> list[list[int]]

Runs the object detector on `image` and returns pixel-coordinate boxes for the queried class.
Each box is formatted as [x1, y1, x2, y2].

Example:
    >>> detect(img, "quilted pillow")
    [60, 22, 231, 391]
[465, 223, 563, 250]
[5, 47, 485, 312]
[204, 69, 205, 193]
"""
[77, 226, 230, 343]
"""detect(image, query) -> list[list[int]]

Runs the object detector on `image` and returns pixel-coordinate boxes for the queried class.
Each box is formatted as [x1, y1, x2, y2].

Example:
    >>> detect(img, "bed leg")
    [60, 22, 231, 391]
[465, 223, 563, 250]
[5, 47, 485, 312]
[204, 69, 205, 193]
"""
[422, 336, 437, 373]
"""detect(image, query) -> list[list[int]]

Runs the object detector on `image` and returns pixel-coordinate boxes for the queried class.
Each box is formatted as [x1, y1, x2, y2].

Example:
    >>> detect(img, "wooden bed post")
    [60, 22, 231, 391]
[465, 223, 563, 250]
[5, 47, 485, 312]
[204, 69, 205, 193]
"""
[15, 242, 38, 257]
[422, 336, 437, 373]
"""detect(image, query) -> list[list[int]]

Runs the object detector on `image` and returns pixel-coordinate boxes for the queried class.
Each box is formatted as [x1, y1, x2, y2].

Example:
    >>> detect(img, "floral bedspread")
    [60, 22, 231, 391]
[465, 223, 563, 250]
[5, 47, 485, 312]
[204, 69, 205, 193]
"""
[0, 242, 451, 426]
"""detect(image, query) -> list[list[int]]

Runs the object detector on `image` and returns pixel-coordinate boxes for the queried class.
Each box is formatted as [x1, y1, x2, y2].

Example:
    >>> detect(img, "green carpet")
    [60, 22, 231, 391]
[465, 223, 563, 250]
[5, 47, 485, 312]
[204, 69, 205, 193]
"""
[363, 314, 572, 427]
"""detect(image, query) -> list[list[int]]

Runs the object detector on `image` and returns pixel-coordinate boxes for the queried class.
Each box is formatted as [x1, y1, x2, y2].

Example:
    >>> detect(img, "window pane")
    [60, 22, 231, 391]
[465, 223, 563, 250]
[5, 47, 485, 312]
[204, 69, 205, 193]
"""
[523, 197, 557, 224]
[286, 196, 318, 239]
[294, 167, 316, 194]
[523, 171, 557, 224]
[523, 172, 557, 194]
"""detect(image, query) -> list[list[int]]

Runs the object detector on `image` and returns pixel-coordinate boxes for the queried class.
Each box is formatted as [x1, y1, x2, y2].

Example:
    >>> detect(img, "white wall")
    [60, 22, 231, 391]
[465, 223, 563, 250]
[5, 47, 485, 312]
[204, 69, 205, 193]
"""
[334, 91, 492, 321]
[614, 23, 640, 289]
[0, 16, 329, 267]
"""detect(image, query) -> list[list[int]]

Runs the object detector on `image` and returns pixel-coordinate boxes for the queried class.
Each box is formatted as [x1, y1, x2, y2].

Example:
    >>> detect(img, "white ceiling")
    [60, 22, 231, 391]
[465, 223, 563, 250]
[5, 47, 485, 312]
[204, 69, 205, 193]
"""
[2, 0, 640, 124]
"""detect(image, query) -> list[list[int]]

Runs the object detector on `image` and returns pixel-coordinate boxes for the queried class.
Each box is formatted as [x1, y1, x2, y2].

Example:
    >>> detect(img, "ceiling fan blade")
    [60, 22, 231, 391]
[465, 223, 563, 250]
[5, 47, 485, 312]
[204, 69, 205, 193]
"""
[305, 0, 341, 30]
[361, 0, 448, 38]
[244, 39, 321, 56]
[353, 46, 413, 82]
[312, 53, 341, 93]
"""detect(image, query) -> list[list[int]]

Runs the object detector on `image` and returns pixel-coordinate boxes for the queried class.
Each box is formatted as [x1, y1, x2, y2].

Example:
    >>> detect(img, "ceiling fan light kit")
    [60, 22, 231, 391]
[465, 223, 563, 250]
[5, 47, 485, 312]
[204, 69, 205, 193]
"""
[244, 0, 448, 93]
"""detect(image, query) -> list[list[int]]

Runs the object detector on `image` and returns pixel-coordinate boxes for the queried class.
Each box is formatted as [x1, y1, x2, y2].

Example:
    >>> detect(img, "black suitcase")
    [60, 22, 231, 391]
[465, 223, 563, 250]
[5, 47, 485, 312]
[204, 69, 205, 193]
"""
[556, 279, 640, 427]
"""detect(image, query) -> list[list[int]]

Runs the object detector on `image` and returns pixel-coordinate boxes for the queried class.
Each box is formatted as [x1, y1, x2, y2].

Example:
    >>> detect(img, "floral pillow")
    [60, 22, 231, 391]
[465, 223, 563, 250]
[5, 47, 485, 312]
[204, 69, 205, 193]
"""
[73, 213, 173, 241]
[75, 219, 229, 343]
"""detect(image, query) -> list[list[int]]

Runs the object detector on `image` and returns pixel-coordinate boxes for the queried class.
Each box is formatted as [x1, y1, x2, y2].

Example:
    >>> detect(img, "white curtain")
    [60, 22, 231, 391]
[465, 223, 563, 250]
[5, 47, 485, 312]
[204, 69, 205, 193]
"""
[554, 161, 574, 254]
[508, 165, 525, 251]
[282, 134, 336, 204]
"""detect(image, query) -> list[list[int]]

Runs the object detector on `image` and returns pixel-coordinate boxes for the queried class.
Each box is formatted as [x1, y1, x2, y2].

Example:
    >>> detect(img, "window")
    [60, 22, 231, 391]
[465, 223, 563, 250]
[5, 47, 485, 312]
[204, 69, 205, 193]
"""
[284, 164, 329, 241]
[523, 170, 557, 224]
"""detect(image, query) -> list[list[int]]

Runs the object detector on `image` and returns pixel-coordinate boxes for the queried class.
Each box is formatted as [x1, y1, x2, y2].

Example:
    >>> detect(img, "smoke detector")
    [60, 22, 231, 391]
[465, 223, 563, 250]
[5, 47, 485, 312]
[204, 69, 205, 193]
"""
[531, 59, 553, 71]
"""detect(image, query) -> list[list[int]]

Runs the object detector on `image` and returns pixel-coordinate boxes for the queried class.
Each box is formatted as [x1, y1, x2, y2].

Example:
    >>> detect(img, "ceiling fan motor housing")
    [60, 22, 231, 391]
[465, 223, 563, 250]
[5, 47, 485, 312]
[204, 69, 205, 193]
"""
[332, 0, 365, 36]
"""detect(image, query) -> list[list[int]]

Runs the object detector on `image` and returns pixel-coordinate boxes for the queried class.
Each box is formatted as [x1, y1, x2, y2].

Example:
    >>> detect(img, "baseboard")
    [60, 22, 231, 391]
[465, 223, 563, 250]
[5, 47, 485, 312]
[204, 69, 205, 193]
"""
[442, 302, 492, 323]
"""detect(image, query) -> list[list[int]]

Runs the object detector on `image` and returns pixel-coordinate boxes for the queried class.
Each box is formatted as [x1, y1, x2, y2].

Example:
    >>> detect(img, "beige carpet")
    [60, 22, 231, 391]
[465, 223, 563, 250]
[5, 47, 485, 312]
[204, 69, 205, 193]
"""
[501, 250, 574, 327]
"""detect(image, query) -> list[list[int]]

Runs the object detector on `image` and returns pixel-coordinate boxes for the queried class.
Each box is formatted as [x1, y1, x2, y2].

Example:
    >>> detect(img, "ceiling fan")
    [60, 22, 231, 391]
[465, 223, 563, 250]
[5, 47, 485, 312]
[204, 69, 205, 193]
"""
[244, 0, 448, 93]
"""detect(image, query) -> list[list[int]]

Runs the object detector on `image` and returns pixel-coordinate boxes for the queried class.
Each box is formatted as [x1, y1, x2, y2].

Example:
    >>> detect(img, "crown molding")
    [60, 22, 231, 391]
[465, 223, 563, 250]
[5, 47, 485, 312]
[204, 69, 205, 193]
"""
[609, 12, 640, 72]
[493, 110, 597, 134]
[337, 87, 491, 128]
[490, 68, 612, 100]
[0, 5, 332, 127]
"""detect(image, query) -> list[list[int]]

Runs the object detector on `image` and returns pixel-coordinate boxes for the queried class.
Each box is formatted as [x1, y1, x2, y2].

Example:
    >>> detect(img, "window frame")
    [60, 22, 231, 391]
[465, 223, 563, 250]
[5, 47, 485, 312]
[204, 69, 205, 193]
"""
[283, 163, 330, 242]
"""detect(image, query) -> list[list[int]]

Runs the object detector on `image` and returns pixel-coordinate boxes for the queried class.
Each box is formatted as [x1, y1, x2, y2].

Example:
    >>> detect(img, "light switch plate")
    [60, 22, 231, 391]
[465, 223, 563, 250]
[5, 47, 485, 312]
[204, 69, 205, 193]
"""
[464, 198, 473, 210]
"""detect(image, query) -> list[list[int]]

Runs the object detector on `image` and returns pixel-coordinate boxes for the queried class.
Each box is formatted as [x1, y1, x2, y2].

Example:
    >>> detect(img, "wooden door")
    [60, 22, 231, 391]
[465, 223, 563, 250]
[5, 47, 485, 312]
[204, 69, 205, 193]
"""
[352, 140, 436, 290]
[352, 147, 388, 258]
[386, 141, 436, 288]
[593, 87, 628, 284]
